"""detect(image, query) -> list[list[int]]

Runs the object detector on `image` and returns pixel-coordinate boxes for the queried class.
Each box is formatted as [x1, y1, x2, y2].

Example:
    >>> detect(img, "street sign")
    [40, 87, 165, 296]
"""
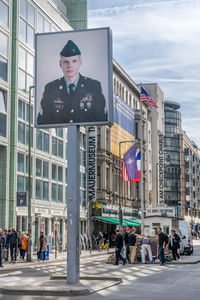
[16, 192, 27, 207]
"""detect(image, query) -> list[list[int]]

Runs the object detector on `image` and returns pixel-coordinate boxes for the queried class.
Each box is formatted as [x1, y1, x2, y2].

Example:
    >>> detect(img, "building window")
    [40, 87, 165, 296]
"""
[19, 0, 35, 48]
[51, 183, 57, 202]
[52, 137, 57, 156]
[36, 159, 42, 177]
[0, 31, 8, 81]
[36, 179, 42, 199]
[80, 149, 86, 167]
[36, 129, 49, 153]
[0, 0, 9, 28]
[0, 89, 7, 137]
[52, 164, 57, 181]
[97, 166, 101, 189]
[37, 12, 51, 33]
[18, 46, 34, 93]
[17, 153, 25, 173]
[58, 166, 63, 182]
[43, 161, 49, 179]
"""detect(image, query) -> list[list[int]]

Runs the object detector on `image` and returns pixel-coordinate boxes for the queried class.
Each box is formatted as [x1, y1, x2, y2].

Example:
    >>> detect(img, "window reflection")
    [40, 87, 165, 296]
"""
[0, 1, 9, 28]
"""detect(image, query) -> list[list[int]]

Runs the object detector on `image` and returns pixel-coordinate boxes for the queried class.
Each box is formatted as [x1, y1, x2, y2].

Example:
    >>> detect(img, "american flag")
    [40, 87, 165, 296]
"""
[140, 87, 158, 108]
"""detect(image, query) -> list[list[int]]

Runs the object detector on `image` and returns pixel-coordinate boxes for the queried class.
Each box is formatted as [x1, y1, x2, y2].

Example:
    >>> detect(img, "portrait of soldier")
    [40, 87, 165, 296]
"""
[37, 40, 108, 125]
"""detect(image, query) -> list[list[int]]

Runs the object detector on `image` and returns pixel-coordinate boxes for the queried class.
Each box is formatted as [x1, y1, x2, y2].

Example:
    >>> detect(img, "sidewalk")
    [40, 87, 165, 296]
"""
[1, 249, 114, 270]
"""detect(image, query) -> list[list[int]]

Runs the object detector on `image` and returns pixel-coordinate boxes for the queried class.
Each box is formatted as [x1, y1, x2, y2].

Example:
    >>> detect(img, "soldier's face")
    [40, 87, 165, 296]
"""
[60, 55, 82, 82]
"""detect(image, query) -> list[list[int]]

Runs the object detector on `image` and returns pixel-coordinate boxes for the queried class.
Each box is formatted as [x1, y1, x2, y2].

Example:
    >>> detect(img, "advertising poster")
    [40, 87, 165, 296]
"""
[35, 28, 113, 127]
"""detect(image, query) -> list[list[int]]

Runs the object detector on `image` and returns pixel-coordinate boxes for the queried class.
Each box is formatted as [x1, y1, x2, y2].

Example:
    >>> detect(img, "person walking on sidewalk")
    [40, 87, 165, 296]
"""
[124, 227, 130, 263]
[3, 229, 10, 262]
[141, 234, 152, 264]
[114, 228, 126, 266]
[21, 233, 28, 260]
[169, 229, 181, 262]
[157, 227, 168, 266]
[37, 231, 47, 261]
[129, 228, 137, 264]
[0, 228, 5, 267]
[9, 228, 18, 264]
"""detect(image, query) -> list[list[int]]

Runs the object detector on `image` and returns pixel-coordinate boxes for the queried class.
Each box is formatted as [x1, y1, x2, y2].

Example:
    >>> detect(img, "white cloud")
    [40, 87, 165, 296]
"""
[88, 0, 200, 145]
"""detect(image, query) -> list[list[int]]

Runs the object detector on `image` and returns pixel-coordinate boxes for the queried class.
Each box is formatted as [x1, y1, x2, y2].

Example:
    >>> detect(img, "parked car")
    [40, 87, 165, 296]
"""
[178, 220, 193, 255]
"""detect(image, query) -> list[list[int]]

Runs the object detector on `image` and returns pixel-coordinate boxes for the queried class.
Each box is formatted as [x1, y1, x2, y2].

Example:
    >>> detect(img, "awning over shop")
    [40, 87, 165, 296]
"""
[93, 216, 141, 227]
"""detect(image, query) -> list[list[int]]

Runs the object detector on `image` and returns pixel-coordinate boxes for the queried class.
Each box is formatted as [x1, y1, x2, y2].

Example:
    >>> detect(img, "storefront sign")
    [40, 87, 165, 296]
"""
[102, 205, 139, 219]
[35, 207, 49, 214]
[87, 126, 97, 202]
[145, 207, 175, 217]
[52, 209, 65, 216]
[158, 133, 164, 205]
[16, 206, 28, 216]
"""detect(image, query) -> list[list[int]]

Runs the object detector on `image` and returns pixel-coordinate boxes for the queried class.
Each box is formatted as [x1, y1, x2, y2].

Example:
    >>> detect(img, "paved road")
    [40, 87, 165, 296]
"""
[0, 241, 200, 300]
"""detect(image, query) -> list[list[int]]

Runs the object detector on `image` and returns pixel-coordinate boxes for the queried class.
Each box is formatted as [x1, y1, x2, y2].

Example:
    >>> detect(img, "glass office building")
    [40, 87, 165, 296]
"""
[0, 0, 87, 249]
[164, 101, 182, 207]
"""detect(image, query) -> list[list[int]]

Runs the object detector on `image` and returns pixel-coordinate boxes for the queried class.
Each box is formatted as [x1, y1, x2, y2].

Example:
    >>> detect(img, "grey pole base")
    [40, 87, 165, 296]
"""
[0, 276, 122, 296]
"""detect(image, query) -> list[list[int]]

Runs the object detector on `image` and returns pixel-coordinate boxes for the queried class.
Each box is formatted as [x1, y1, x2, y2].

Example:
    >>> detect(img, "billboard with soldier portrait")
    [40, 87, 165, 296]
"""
[35, 27, 113, 127]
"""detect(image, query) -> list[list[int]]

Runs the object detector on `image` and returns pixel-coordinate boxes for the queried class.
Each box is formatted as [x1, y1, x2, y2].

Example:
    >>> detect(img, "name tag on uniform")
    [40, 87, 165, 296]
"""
[54, 99, 64, 110]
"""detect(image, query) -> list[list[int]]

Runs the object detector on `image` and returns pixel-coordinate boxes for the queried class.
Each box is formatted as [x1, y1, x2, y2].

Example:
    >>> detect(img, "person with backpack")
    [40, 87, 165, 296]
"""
[169, 229, 181, 262]
[157, 227, 168, 266]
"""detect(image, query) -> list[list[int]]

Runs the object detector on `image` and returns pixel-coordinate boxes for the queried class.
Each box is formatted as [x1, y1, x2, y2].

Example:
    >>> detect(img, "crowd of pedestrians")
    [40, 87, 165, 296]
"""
[113, 226, 181, 266]
[0, 228, 49, 267]
[0, 227, 29, 267]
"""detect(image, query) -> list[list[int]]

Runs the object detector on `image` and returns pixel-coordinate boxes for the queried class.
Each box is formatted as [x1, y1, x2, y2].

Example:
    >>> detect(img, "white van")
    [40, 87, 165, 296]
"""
[178, 220, 193, 255]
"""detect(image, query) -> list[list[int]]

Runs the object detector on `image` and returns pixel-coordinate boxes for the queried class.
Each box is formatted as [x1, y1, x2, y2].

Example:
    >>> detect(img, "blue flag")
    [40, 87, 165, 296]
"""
[123, 146, 138, 181]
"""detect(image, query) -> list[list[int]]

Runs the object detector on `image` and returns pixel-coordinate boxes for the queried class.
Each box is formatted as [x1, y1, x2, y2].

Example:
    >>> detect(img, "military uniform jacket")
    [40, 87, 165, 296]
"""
[37, 74, 107, 125]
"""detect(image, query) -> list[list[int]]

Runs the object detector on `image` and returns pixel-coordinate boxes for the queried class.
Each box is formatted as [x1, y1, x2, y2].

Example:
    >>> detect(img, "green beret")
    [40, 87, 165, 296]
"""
[60, 40, 81, 57]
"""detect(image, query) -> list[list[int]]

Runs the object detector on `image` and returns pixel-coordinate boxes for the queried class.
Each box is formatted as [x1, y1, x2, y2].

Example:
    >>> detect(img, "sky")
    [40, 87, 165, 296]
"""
[88, 0, 200, 146]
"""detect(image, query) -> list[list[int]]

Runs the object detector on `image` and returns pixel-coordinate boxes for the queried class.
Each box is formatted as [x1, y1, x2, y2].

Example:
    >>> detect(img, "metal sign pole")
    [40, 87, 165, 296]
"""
[27, 85, 34, 262]
[67, 126, 80, 284]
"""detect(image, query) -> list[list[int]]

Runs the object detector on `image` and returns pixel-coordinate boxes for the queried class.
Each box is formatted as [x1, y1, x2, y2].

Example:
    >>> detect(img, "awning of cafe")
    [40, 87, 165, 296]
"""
[93, 216, 141, 227]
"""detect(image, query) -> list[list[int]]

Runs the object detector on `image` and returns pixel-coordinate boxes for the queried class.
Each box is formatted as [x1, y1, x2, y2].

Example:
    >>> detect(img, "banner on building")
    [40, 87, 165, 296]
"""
[87, 126, 97, 202]
[111, 93, 135, 156]
[16, 192, 27, 207]
[35, 28, 113, 127]
[158, 133, 164, 205]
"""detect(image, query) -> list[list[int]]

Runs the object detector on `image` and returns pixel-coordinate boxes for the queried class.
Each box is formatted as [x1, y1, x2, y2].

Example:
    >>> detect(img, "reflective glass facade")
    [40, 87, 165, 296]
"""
[164, 102, 181, 206]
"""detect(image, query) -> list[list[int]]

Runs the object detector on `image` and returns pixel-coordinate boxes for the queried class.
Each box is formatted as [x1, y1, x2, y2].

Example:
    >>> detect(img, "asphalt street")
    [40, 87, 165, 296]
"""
[0, 240, 200, 300]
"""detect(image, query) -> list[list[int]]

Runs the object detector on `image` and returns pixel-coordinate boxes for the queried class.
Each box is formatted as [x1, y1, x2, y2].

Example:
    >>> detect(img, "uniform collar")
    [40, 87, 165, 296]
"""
[64, 74, 80, 90]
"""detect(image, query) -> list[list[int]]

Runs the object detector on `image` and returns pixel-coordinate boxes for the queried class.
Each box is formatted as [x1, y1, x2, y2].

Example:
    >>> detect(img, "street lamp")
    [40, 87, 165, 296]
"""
[27, 85, 34, 262]
[118, 140, 139, 231]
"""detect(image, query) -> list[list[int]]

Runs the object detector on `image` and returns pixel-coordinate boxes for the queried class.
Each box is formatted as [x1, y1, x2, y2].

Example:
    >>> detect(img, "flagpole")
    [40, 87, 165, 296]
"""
[118, 140, 138, 232]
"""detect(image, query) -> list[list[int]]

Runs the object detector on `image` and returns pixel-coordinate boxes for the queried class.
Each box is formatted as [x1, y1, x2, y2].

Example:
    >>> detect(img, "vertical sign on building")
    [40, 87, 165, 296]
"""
[158, 133, 164, 205]
[87, 126, 97, 202]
